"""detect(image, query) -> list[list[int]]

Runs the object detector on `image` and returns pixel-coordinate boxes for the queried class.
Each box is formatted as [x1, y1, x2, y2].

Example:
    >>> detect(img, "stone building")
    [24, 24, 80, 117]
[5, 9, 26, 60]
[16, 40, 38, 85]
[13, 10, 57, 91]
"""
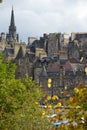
[28, 37, 37, 46]
[1, 7, 87, 99]
[0, 7, 20, 59]
[39, 57, 87, 99]
[68, 33, 87, 62]
[47, 33, 61, 56]
[68, 41, 80, 60]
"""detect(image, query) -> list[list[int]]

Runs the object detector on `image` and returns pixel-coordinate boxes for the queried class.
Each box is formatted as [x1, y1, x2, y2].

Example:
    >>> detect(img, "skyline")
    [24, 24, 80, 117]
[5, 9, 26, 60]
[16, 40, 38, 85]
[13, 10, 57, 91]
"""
[0, 0, 87, 43]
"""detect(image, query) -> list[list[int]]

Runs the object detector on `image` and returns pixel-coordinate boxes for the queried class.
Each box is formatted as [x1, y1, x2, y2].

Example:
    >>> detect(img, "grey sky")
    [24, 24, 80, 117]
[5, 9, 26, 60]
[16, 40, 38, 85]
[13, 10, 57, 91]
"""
[0, 0, 87, 43]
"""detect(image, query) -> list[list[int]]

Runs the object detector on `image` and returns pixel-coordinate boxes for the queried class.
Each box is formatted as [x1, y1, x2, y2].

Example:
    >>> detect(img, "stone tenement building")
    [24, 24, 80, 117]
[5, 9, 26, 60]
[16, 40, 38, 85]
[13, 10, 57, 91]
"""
[0, 8, 87, 98]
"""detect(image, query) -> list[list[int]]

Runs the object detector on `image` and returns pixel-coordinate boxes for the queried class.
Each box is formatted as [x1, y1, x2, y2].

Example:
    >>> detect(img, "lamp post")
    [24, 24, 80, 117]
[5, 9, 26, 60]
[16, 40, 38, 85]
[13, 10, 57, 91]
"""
[47, 78, 54, 103]
[48, 78, 52, 89]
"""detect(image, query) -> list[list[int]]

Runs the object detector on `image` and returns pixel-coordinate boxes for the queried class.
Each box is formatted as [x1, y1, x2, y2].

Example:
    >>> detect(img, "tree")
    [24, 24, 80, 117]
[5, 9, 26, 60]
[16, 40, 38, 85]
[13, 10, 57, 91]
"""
[0, 53, 51, 130]
[42, 83, 87, 130]
[0, 0, 2, 3]
[65, 84, 87, 130]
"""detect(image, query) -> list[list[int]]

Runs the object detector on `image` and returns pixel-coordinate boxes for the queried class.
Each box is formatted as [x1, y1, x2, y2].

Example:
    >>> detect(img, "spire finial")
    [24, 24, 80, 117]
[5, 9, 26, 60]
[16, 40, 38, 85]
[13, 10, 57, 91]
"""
[10, 6, 15, 26]
[12, 5, 13, 11]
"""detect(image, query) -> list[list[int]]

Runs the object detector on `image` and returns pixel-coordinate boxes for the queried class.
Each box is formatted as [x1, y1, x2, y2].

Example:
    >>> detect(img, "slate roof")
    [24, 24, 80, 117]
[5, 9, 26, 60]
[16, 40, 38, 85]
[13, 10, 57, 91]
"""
[26, 51, 35, 62]
[47, 60, 73, 73]
[15, 46, 24, 59]
[5, 47, 14, 56]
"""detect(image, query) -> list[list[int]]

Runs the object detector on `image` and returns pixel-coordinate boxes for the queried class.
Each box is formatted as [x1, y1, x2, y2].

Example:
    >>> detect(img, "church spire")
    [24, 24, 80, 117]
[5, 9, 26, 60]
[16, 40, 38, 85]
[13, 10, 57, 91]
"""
[6, 7, 19, 44]
[9, 6, 16, 35]
[10, 6, 15, 26]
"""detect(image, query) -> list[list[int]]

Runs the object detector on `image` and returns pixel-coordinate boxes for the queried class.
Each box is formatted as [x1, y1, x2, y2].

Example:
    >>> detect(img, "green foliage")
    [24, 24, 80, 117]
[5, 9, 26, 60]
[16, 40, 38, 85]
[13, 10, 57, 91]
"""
[0, 0, 2, 3]
[43, 83, 87, 130]
[0, 54, 51, 130]
[65, 85, 87, 130]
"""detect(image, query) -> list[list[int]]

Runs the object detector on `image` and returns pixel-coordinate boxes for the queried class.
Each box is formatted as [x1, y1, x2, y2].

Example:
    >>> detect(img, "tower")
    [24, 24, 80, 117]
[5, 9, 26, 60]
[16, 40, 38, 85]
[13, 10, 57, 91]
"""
[9, 6, 16, 37]
[6, 7, 19, 44]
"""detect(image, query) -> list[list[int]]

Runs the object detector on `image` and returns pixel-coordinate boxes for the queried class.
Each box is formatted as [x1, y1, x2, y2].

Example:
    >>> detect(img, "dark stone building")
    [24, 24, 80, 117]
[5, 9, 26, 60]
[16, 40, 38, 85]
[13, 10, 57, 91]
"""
[1, 8, 87, 99]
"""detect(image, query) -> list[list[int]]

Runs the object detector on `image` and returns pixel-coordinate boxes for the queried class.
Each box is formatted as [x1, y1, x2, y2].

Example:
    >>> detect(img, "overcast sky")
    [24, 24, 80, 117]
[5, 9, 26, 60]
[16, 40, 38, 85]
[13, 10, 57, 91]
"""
[0, 0, 87, 43]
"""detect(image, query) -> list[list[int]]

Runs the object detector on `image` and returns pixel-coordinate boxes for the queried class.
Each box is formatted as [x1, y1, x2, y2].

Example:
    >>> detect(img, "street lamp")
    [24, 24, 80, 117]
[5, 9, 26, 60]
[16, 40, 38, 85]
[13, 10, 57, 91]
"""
[47, 78, 54, 103]
[48, 78, 52, 88]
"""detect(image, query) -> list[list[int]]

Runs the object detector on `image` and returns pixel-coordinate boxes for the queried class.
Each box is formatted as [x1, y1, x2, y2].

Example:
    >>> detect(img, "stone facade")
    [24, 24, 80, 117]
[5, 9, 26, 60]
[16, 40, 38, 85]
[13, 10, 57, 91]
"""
[28, 37, 37, 46]
[1, 8, 87, 99]
[47, 33, 61, 56]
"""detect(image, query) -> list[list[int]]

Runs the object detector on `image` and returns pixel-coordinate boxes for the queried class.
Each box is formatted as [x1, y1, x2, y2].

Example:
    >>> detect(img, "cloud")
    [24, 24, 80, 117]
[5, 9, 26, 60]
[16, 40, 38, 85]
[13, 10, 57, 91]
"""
[0, 0, 87, 43]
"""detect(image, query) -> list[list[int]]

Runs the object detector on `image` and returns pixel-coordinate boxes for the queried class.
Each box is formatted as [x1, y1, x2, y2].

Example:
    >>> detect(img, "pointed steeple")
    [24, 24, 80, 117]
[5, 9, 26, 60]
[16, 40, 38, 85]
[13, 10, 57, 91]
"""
[6, 7, 19, 44]
[10, 6, 15, 27]
[9, 6, 16, 35]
